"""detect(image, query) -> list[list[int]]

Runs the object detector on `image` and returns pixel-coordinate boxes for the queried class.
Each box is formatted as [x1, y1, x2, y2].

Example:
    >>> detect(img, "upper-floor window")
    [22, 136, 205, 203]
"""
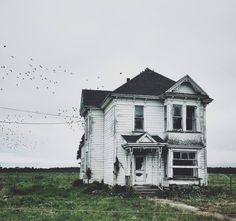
[173, 105, 182, 130]
[186, 106, 196, 131]
[135, 105, 144, 130]
[164, 106, 167, 131]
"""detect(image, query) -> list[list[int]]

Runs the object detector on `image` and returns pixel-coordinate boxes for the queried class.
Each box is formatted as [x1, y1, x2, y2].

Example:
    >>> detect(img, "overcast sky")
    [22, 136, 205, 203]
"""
[0, 0, 235, 168]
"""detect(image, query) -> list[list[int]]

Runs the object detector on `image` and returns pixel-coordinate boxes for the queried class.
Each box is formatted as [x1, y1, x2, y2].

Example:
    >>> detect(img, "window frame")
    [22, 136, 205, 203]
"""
[172, 104, 183, 131]
[134, 105, 144, 131]
[172, 151, 198, 178]
[164, 106, 167, 131]
[186, 105, 196, 131]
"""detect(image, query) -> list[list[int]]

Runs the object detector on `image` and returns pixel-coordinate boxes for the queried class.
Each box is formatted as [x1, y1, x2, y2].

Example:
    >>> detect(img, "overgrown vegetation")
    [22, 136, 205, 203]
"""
[160, 174, 236, 219]
[0, 171, 226, 221]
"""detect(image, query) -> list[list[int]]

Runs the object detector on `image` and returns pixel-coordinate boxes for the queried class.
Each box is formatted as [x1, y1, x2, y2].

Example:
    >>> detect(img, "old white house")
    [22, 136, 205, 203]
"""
[79, 68, 213, 187]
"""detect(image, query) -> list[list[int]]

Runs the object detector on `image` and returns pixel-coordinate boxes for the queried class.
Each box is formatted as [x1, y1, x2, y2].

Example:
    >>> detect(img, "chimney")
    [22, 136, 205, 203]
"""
[126, 78, 130, 82]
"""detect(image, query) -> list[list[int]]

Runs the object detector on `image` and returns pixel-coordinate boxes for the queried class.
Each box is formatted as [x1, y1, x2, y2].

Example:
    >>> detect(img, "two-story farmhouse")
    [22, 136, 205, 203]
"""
[79, 68, 213, 187]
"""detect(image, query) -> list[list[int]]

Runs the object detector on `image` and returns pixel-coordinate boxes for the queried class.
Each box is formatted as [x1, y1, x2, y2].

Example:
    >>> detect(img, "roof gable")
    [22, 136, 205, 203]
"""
[122, 132, 165, 144]
[137, 133, 156, 143]
[113, 68, 176, 96]
[80, 89, 111, 114]
[165, 75, 209, 97]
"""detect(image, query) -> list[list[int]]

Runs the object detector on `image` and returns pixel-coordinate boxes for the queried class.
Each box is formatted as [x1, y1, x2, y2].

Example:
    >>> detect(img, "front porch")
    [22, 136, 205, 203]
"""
[122, 132, 167, 187]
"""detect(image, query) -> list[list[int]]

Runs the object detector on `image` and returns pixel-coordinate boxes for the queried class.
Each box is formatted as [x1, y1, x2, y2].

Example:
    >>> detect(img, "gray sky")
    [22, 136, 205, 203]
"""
[0, 0, 235, 168]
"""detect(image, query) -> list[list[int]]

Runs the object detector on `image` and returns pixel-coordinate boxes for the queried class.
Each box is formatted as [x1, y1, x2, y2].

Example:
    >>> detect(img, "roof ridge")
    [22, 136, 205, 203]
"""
[112, 68, 176, 96]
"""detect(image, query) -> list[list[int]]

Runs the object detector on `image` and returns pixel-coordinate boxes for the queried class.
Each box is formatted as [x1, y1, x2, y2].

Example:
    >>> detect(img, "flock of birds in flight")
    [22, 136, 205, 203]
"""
[0, 44, 125, 149]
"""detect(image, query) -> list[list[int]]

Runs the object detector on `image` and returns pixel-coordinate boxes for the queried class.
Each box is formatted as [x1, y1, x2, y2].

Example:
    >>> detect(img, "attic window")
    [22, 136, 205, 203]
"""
[135, 106, 144, 130]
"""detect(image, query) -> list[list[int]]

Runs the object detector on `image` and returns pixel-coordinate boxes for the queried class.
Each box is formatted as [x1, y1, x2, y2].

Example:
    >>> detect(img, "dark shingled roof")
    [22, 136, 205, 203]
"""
[113, 68, 176, 96]
[122, 134, 165, 143]
[80, 68, 176, 111]
[122, 134, 143, 143]
[81, 89, 111, 108]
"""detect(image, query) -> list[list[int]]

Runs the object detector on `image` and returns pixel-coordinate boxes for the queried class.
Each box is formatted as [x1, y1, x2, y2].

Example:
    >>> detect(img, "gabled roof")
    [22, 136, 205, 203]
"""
[81, 89, 111, 108]
[165, 75, 209, 97]
[80, 68, 212, 115]
[122, 133, 165, 144]
[113, 68, 176, 96]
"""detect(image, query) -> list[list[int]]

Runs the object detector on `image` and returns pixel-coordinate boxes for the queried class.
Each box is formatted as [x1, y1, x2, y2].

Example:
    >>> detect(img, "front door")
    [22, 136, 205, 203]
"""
[135, 156, 146, 184]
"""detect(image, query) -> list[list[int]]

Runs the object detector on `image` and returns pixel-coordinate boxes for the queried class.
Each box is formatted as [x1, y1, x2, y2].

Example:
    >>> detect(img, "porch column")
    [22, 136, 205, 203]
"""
[130, 147, 133, 186]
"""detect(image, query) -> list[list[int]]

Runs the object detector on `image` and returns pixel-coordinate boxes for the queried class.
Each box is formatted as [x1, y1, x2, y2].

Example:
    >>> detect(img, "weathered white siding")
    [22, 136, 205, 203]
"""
[113, 98, 166, 185]
[103, 102, 115, 185]
[89, 109, 104, 182]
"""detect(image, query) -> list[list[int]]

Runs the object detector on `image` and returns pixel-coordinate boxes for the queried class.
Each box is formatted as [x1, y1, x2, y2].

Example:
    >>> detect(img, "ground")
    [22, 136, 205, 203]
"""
[0, 172, 235, 221]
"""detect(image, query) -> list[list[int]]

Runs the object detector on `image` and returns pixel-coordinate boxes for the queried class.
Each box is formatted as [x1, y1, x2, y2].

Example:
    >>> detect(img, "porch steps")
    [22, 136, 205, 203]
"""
[133, 185, 159, 197]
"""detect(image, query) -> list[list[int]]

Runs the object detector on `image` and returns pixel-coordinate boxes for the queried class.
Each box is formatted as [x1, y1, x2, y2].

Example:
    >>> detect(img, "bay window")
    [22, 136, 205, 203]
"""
[173, 151, 198, 178]
[186, 106, 196, 131]
[172, 105, 182, 130]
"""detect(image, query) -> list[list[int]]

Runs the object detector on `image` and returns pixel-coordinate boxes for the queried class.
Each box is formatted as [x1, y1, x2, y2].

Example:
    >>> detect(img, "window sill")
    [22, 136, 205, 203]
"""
[168, 177, 201, 180]
[166, 130, 201, 134]
[132, 130, 145, 133]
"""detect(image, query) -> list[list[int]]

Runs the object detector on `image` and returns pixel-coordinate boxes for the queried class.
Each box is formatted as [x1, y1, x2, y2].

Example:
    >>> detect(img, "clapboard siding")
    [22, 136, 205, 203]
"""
[104, 102, 115, 185]
[81, 95, 208, 186]
[89, 109, 104, 182]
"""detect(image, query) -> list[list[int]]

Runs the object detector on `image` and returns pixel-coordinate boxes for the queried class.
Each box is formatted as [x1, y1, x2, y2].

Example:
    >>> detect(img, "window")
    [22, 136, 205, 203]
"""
[173, 105, 182, 130]
[173, 151, 198, 178]
[135, 106, 144, 130]
[186, 106, 196, 131]
[85, 117, 89, 140]
[164, 106, 167, 131]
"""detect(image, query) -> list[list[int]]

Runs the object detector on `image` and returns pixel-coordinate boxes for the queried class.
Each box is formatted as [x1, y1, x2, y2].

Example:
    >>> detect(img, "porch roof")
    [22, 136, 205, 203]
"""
[122, 133, 165, 143]
[122, 132, 166, 150]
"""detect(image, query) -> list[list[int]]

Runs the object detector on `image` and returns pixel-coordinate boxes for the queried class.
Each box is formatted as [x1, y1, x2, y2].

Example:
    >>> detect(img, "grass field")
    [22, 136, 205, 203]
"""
[174, 174, 236, 218]
[0, 172, 234, 221]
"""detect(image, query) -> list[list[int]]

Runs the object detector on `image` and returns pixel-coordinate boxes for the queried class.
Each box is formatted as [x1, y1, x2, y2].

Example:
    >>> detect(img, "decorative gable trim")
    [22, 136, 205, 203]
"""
[136, 132, 156, 143]
[165, 75, 209, 97]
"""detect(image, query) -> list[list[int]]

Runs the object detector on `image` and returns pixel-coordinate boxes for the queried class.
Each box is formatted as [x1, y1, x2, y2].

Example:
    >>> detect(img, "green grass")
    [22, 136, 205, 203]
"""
[0, 172, 231, 221]
[171, 174, 236, 218]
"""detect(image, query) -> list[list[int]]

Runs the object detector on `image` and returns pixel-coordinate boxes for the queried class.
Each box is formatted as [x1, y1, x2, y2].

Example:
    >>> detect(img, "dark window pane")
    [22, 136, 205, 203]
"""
[173, 168, 194, 177]
[173, 118, 182, 129]
[135, 118, 143, 130]
[186, 119, 192, 130]
[173, 152, 180, 159]
[136, 157, 144, 170]
[164, 106, 167, 131]
[186, 106, 196, 131]
[173, 160, 196, 166]
[189, 153, 196, 159]
[173, 105, 182, 117]
[187, 106, 195, 118]
[135, 106, 143, 118]
[182, 153, 188, 159]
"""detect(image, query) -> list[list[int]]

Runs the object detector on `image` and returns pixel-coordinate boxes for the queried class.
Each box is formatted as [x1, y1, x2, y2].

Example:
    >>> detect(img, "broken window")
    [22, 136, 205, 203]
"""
[135, 106, 144, 130]
[186, 106, 196, 131]
[173, 151, 198, 178]
[173, 105, 182, 130]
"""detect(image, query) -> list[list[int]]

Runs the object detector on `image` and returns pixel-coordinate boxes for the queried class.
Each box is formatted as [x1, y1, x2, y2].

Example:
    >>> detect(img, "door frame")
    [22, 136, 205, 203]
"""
[134, 155, 146, 185]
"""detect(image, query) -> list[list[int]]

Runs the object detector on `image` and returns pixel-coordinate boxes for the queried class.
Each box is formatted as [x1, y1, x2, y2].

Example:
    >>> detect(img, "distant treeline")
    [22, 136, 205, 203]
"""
[0, 167, 80, 172]
[207, 167, 236, 174]
[0, 167, 235, 174]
